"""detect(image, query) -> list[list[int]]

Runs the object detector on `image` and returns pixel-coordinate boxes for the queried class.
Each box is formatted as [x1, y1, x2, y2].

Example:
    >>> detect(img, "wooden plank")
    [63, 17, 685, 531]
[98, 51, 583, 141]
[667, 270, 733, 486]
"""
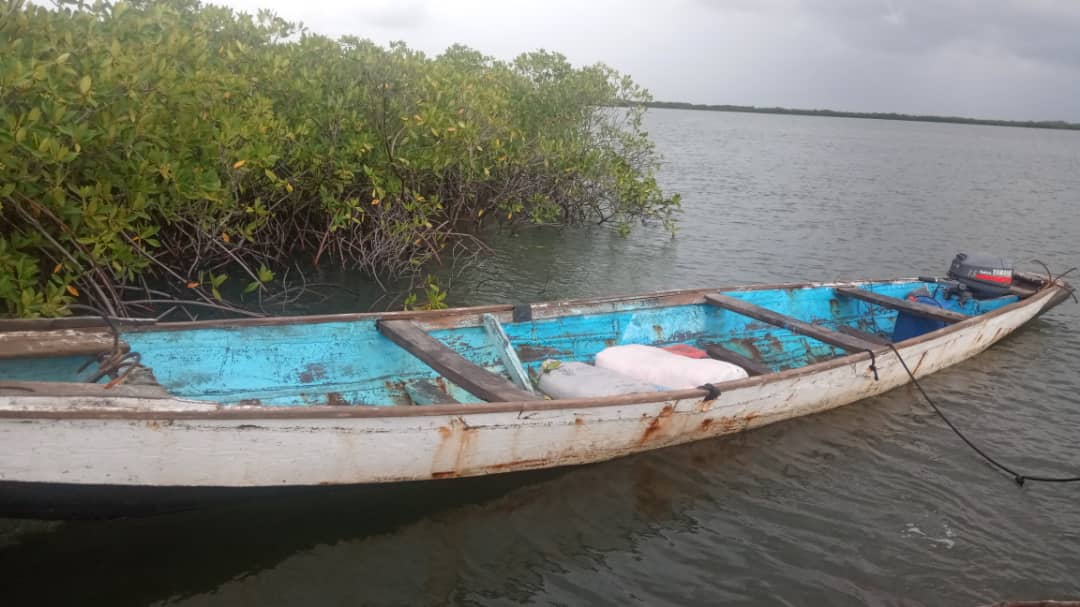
[834, 287, 967, 323]
[1008, 283, 1038, 298]
[377, 319, 534, 402]
[704, 293, 879, 352]
[0, 380, 169, 399]
[0, 317, 156, 332]
[404, 380, 461, 405]
[700, 343, 772, 376]
[0, 329, 128, 360]
[835, 325, 892, 346]
[481, 313, 535, 395]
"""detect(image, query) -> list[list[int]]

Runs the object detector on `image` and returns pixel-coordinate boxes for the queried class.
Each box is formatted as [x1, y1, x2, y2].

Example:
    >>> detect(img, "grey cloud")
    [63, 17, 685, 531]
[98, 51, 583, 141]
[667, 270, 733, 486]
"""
[704, 0, 1080, 69]
[359, 1, 429, 28]
[211, 0, 1080, 120]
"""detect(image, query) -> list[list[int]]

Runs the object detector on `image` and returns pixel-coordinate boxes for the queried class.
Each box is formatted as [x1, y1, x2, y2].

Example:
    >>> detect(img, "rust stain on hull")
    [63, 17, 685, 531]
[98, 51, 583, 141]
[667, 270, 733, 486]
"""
[640, 405, 674, 444]
[433, 418, 477, 478]
[485, 457, 550, 472]
[432, 456, 558, 479]
[710, 411, 760, 434]
[456, 427, 476, 473]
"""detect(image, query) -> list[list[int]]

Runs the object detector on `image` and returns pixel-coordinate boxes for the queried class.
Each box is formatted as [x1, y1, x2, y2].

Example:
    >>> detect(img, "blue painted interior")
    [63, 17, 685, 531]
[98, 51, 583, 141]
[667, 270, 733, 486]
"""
[0, 281, 1019, 406]
[0, 355, 99, 384]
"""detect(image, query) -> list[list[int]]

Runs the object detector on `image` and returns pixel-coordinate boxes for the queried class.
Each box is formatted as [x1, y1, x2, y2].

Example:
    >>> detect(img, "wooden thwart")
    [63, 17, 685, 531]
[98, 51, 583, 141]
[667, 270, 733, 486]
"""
[0, 329, 127, 360]
[0, 380, 169, 399]
[704, 293, 879, 352]
[834, 287, 967, 323]
[700, 343, 772, 376]
[378, 319, 534, 403]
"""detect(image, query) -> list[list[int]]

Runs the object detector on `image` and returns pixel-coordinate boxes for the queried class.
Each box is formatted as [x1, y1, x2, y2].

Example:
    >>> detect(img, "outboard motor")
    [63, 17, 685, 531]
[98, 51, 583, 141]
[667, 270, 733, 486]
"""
[948, 253, 1014, 299]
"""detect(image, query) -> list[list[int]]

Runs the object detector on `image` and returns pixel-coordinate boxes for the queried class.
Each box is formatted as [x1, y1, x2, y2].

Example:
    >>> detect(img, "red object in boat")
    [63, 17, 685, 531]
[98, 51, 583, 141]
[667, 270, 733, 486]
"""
[661, 344, 709, 359]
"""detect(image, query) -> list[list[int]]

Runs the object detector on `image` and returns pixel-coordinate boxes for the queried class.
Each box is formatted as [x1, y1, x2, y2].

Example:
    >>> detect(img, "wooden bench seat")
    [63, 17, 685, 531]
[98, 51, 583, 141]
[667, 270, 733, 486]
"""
[704, 293, 880, 352]
[834, 287, 967, 324]
[378, 319, 534, 402]
[0, 329, 127, 360]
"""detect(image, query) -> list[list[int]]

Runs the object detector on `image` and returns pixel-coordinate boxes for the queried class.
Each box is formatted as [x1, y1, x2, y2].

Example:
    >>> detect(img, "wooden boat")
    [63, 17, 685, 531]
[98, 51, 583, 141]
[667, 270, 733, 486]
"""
[0, 272, 1072, 517]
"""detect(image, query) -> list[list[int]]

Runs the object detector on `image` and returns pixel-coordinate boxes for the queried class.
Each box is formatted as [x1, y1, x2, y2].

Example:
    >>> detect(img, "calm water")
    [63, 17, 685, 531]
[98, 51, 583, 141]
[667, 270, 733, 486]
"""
[3, 110, 1080, 606]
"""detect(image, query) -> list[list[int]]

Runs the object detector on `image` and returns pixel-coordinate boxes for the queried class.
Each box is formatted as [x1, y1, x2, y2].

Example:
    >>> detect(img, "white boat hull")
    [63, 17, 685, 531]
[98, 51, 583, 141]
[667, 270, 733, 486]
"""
[0, 284, 1060, 490]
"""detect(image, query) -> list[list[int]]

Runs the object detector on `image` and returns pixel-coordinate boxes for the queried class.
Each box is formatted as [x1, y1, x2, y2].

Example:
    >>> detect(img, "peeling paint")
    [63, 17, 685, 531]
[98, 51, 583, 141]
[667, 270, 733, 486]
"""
[733, 337, 764, 361]
[298, 363, 327, 384]
[515, 344, 568, 362]
[764, 333, 784, 353]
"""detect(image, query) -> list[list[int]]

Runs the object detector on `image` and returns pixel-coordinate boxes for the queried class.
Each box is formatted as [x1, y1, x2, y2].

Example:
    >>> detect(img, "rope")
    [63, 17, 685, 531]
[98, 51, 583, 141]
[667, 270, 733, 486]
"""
[885, 343, 1080, 486]
[68, 303, 143, 389]
[1031, 260, 1078, 303]
[863, 349, 879, 380]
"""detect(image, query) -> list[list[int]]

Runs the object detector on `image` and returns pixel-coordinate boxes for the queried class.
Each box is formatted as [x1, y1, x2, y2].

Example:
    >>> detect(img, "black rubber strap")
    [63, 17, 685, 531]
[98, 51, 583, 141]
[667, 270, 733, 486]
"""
[698, 383, 722, 400]
[512, 304, 533, 323]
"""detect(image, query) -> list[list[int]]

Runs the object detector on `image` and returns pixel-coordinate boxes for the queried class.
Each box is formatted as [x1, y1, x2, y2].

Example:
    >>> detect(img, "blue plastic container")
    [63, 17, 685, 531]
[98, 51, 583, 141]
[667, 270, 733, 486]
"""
[891, 291, 965, 341]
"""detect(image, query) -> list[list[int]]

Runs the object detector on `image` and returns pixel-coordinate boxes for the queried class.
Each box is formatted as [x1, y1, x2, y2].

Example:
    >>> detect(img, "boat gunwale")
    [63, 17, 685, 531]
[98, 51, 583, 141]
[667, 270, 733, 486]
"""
[0, 277, 933, 335]
[0, 276, 1067, 421]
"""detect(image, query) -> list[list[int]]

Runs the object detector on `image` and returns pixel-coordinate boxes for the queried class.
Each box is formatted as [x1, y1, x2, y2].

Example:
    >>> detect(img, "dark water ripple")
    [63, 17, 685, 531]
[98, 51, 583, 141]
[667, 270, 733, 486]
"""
[3, 109, 1080, 606]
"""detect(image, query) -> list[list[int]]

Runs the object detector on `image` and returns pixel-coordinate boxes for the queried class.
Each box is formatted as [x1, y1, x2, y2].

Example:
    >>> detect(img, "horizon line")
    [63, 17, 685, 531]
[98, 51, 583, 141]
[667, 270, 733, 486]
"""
[640, 101, 1080, 131]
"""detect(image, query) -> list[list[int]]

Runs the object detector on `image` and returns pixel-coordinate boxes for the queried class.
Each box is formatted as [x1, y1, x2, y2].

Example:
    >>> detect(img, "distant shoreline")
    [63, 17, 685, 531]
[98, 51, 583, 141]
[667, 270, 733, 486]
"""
[643, 101, 1080, 131]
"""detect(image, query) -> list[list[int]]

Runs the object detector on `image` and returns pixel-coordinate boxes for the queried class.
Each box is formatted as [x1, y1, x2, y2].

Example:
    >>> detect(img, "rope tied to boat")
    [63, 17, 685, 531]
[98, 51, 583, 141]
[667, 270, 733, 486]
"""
[1031, 260, 1078, 303]
[68, 303, 146, 388]
[886, 343, 1080, 486]
[863, 349, 879, 381]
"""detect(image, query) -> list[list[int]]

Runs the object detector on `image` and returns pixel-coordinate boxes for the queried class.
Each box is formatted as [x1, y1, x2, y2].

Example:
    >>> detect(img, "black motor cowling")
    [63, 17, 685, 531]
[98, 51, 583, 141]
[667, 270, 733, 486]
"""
[948, 252, 1014, 298]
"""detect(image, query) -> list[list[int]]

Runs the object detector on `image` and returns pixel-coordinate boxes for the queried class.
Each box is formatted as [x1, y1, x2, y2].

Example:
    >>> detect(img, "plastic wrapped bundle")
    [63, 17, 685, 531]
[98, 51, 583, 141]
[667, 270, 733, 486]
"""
[595, 344, 747, 389]
[537, 361, 663, 399]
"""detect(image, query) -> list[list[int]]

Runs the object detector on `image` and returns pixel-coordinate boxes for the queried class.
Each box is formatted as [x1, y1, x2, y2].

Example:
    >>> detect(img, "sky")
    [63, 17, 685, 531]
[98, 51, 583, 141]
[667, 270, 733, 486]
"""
[214, 0, 1080, 122]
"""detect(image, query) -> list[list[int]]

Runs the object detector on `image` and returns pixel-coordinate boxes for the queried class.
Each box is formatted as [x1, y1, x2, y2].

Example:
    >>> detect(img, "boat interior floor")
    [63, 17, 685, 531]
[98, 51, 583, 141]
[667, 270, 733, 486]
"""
[0, 278, 1039, 406]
